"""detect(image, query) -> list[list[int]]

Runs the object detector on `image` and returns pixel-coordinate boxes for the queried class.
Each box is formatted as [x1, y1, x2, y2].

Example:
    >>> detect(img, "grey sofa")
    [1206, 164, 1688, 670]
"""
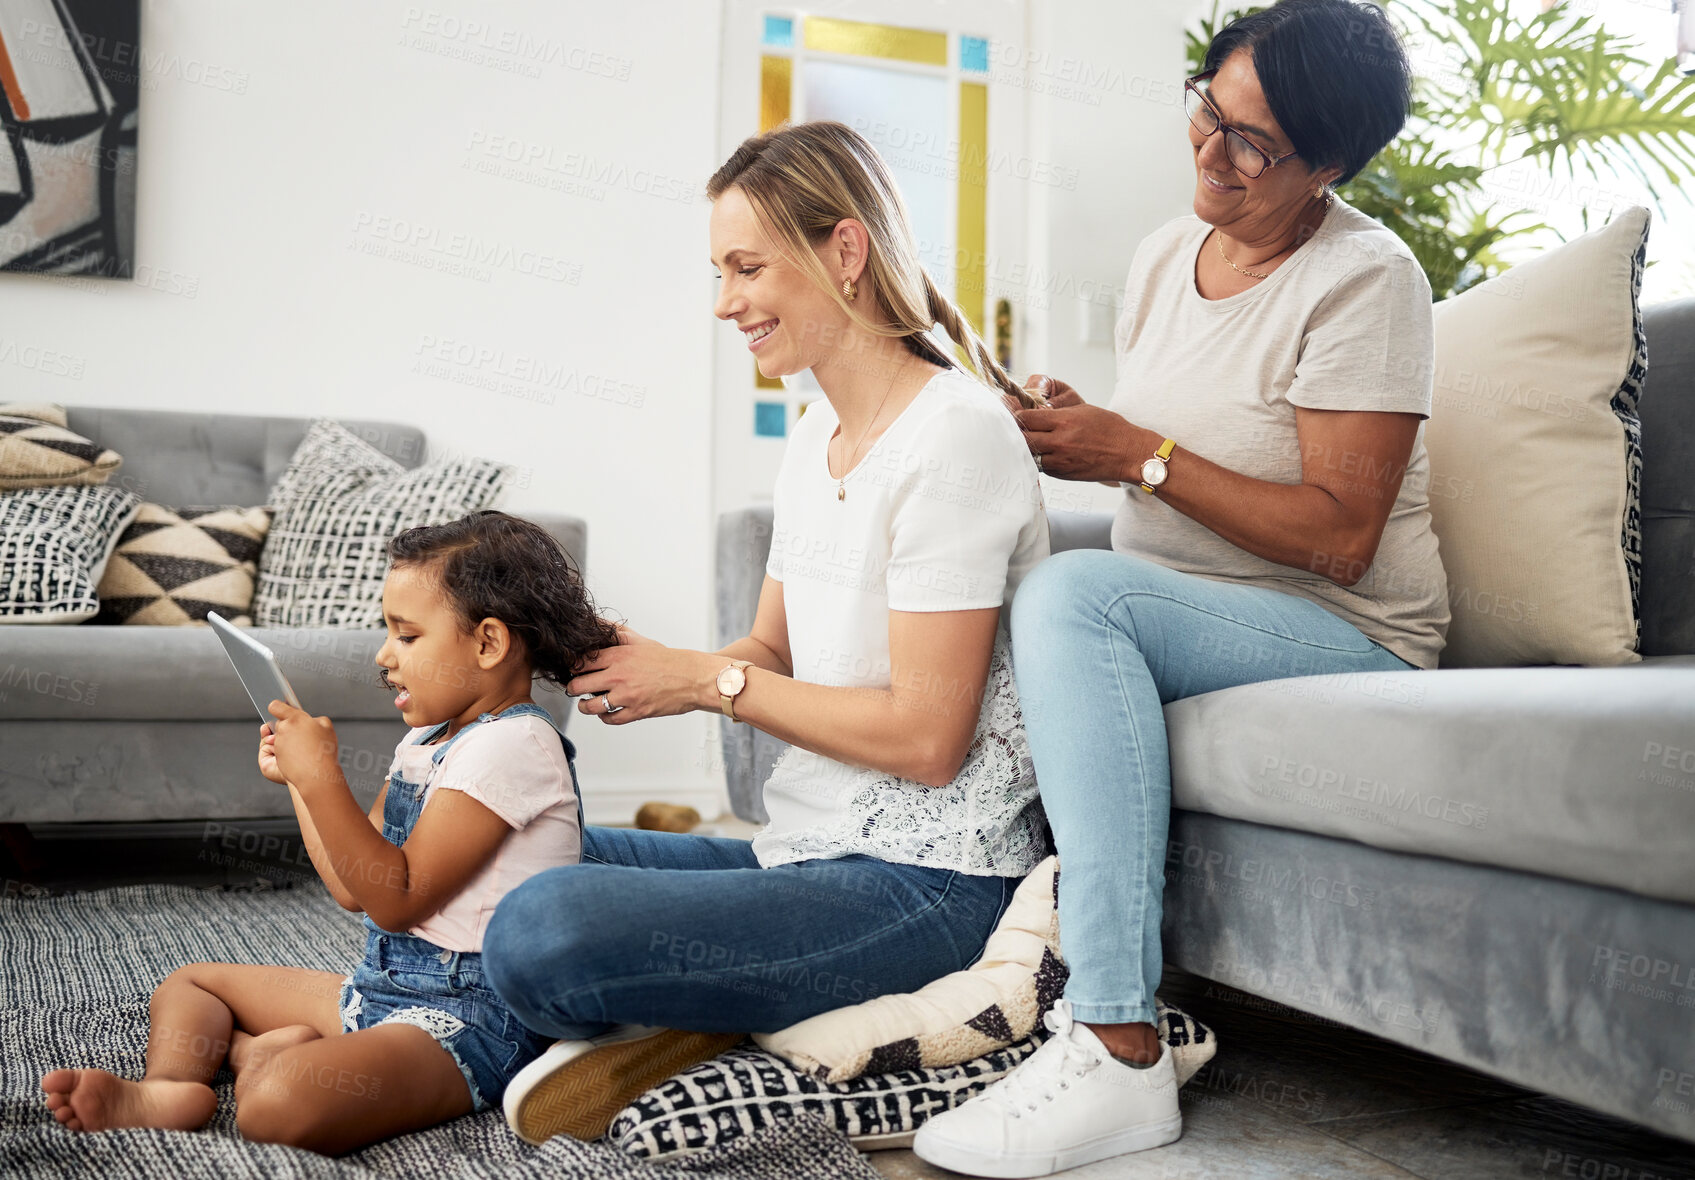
[713, 297, 1695, 1142]
[0, 408, 582, 825]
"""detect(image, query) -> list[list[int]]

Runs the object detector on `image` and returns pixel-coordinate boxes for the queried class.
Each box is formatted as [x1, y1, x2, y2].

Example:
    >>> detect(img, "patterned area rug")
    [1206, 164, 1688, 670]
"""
[0, 881, 879, 1179]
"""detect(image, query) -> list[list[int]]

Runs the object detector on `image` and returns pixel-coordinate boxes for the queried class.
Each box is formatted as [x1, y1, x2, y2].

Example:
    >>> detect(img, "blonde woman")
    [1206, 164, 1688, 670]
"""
[482, 121, 1051, 1144]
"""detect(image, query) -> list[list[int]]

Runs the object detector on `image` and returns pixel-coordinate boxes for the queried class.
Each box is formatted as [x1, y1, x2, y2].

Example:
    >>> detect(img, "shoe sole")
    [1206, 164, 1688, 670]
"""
[914, 1113, 1182, 1179]
[507, 1030, 746, 1144]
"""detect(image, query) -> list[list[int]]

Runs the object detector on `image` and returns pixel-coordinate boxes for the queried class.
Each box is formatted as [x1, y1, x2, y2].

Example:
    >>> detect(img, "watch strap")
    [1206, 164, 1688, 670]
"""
[719, 660, 753, 722]
[1139, 437, 1177, 494]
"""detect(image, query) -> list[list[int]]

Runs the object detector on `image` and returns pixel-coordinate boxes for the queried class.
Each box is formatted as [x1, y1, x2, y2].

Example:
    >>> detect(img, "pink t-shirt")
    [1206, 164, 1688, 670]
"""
[386, 713, 580, 952]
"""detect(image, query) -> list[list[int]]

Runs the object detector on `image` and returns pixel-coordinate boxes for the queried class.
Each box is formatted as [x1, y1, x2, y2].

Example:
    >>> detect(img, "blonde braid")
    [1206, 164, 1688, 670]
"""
[922, 274, 1042, 410]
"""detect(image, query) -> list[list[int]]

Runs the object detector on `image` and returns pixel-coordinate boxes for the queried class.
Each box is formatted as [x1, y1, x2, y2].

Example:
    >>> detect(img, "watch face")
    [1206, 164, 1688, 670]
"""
[717, 665, 747, 696]
[1141, 457, 1168, 486]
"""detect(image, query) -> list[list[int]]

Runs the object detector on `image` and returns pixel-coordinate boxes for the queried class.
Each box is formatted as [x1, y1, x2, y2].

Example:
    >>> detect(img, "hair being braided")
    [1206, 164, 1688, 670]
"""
[387, 511, 618, 688]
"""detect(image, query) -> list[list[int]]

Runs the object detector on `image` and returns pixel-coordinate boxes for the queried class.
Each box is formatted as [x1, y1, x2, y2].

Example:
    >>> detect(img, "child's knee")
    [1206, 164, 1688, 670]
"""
[236, 1082, 322, 1150]
[235, 1084, 296, 1145]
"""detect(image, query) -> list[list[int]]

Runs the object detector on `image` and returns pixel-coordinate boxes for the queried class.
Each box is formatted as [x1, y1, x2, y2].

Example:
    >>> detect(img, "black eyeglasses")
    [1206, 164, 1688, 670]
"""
[1183, 71, 1300, 179]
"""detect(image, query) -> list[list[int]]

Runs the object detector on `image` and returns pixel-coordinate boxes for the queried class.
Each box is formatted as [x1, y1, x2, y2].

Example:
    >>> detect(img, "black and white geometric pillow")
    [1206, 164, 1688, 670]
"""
[609, 1002, 1216, 1162]
[1612, 218, 1649, 643]
[94, 504, 273, 626]
[0, 403, 123, 490]
[252, 420, 509, 629]
[608, 1038, 1044, 1160]
[0, 485, 142, 623]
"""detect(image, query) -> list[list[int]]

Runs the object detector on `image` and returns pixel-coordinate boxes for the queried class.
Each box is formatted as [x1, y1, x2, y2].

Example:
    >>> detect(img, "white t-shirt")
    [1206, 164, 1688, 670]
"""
[1108, 197, 1450, 668]
[751, 366, 1051, 876]
[386, 713, 579, 952]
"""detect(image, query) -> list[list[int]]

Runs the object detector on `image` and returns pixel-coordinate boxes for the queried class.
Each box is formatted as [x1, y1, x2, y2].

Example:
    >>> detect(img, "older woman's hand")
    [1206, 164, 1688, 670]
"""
[1012, 374, 1150, 484]
[999, 374, 1084, 417]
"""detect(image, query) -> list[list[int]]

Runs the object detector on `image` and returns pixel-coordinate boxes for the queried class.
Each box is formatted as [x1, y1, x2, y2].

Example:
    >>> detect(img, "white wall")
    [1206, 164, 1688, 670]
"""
[0, 0, 1211, 820]
[1019, 0, 1208, 517]
[0, 0, 728, 823]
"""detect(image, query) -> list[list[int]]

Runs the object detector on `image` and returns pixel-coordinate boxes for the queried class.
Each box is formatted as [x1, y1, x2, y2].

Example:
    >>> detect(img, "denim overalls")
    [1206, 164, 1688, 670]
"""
[337, 702, 579, 1111]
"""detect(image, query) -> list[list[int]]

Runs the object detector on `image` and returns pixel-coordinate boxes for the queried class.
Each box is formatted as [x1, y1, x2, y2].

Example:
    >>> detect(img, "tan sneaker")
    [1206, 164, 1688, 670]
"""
[502, 1025, 746, 1144]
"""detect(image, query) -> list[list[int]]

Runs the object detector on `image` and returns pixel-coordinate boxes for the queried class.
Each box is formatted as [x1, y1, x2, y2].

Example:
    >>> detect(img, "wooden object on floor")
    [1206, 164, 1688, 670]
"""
[634, 803, 701, 833]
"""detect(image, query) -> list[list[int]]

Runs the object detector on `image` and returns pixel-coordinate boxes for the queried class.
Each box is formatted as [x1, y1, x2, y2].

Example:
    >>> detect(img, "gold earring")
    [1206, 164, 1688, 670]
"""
[842, 277, 857, 301]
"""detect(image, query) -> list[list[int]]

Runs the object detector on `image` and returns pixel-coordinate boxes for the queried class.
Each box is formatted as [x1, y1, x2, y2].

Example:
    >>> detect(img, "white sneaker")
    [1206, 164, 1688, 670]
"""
[913, 999, 1182, 1178]
[502, 1024, 745, 1144]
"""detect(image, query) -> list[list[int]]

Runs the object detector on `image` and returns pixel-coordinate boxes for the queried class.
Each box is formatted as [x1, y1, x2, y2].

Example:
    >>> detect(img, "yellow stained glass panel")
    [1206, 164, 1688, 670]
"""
[803, 17, 947, 66]
[956, 81, 988, 337]
[760, 54, 791, 133]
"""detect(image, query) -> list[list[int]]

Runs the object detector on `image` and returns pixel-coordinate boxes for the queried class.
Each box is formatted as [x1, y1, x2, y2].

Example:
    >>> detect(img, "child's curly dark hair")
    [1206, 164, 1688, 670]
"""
[386, 511, 619, 687]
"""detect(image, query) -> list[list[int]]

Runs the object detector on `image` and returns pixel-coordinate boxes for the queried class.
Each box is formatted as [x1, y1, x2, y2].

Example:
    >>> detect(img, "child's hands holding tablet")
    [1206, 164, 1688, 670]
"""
[266, 700, 347, 796]
[257, 722, 287, 786]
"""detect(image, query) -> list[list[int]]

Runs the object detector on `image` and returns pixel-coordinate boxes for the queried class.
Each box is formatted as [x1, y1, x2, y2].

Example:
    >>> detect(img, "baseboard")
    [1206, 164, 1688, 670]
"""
[26, 776, 732, 838]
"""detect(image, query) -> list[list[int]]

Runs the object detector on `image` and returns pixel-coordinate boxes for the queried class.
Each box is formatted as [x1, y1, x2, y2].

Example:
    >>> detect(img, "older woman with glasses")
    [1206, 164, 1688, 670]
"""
[914, 1, 1446, 1175]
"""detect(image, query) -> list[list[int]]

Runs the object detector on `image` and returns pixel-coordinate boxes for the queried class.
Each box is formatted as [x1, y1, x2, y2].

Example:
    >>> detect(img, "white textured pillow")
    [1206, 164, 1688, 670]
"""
[0, 486, 142, 623]
[1426, 207, 1649, 667]
[253, 420, 508, 628]
[755, 857, 1215, 1086]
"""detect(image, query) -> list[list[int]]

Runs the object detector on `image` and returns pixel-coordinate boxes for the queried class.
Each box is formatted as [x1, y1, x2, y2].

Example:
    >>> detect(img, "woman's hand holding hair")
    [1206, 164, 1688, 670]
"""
[567, 641, 724, 724]
[612, 622, 661, 647]
[1012, 373, 1155, 485]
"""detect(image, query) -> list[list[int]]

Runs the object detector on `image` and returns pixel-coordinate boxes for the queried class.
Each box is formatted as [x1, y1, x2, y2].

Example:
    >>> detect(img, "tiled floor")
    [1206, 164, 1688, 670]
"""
[11, 819, 1694, 1180]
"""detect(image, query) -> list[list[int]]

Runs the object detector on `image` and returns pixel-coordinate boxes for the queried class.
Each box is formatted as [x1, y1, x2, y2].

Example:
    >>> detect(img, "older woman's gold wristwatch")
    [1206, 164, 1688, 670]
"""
[1139, 438, 1177, 494]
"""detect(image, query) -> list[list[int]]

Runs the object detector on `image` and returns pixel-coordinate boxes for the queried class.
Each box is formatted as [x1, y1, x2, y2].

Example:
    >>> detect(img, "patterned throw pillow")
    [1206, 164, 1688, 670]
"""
[0, 486, 142, 623]
[253, 420, 509, 628]
[609, 1005, 1216, 1161]
[94, 505, 273, 626]
[755, 857, 1070, 1082]
[609, 858, 1218, 1161]
[0, 403, 123, 490]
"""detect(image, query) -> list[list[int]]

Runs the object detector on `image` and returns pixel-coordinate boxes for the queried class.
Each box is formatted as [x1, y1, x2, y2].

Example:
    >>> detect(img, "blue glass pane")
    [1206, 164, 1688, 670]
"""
[754, 400, 788, 437]
[960, 35, 989, 74]
[763, 16, 795, 49]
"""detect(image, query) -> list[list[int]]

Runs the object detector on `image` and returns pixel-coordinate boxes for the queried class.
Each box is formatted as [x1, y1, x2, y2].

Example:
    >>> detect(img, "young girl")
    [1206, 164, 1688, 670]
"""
[41, 510, 617, 1154]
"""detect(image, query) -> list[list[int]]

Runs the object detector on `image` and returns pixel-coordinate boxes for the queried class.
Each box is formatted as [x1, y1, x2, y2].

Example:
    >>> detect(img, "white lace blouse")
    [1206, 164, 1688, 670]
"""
[749, 368, 1051, 877]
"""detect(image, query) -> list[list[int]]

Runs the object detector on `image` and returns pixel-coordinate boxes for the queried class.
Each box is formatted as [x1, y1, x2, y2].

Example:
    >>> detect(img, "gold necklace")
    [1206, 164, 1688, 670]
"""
[1217, 229, 1273, 280]
[1216, 189, 1334, 281]
[834, 361, 902, 502]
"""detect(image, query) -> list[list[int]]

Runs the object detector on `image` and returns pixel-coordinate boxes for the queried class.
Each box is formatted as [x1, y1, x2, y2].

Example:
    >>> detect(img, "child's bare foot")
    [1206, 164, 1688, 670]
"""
[40, 1068, 216, 1133]
[230, 1025, 323, 1088]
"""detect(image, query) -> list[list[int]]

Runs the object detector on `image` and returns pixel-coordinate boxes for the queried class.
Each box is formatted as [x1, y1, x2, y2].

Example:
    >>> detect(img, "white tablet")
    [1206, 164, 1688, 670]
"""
[207, 611, 302, 721]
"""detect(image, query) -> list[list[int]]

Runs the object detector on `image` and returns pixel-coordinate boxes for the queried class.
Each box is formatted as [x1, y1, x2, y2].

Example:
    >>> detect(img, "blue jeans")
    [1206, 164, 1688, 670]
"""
[1010, 549, 1417, 1026]
[482, 827, 1017, 1040]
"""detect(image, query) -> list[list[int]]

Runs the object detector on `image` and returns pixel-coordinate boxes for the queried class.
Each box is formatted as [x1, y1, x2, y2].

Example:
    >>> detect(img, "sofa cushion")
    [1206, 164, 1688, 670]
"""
[253, 420, 509, 628]
[93, 505, 273, 626]
[1425, 207, 1649, 668]
[1640, 297, 1695, 656]
[0, 404, 123, 490]
[1162, 655, 1695, 904]
[62, 408, 428, 507]
[0, 625, 576, 724]
[0, 486, 141, 624]
[0, 625, 390, 720]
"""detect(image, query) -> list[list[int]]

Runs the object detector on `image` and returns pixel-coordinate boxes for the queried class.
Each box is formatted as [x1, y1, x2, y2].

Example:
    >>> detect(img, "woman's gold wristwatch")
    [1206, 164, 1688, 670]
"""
[716, 660, 753, 721]
[1139, 438, 1177, 494]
